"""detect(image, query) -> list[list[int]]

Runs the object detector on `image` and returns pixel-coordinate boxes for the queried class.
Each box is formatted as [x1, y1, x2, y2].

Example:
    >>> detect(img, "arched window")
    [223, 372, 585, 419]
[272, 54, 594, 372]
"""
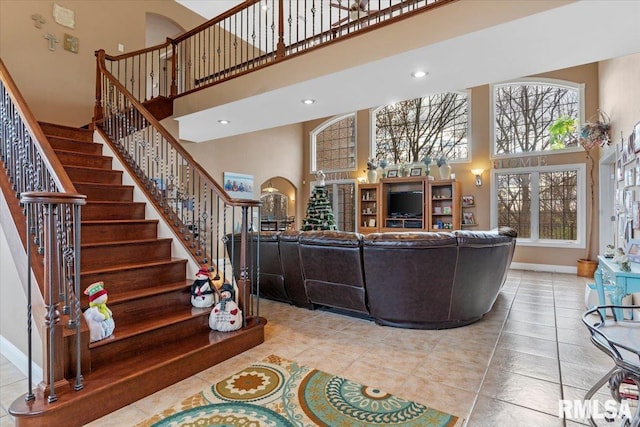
[492, 79, 584, 156]
[311, 113, 356, 173]
[373, 92, 469, 164]
[491, 79, 587, 247]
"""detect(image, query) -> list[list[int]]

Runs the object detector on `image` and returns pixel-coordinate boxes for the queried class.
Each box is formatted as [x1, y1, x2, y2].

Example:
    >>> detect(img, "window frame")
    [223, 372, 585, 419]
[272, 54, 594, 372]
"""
[490, 163, 586, 249]
[490, 78, 586, 160]
[310, 112, 357, 174]
[370, 90, 471, 164]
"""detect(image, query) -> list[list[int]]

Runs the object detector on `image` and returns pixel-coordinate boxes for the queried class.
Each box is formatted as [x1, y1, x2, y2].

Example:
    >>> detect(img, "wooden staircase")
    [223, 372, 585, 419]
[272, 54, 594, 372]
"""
[9, 123, 265, 427]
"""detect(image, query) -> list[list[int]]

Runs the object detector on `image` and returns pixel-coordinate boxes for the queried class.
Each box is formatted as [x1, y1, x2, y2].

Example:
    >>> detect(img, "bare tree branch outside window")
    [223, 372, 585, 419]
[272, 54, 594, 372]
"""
[375, 93, 468, 163]
[494, 83, 579, 154]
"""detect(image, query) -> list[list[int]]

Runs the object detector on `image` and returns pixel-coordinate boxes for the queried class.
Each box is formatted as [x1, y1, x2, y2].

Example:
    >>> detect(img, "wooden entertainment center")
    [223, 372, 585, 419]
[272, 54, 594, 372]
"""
[357, 177, 461, 233]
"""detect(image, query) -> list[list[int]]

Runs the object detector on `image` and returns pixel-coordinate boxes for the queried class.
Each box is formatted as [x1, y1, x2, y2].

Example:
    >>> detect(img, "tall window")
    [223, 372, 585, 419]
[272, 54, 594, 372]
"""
[492, 79, 583, 156]
[310, 115, 357, 231]
[311, 113, 356, 172]
[374, 92, 469, 163]
[494, 165, 584, 245]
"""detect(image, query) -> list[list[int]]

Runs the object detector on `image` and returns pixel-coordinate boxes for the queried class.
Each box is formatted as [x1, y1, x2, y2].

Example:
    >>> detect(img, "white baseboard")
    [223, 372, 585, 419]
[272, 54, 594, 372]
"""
[0, 335, 43, 385]
[510, 262, 577, 275]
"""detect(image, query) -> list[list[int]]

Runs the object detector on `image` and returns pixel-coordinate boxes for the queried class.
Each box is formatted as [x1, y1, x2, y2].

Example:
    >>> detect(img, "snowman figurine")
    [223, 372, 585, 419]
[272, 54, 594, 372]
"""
[83, 281, 115, 342]
[191, 265, 219, 308]
[209, 283, 242, 332]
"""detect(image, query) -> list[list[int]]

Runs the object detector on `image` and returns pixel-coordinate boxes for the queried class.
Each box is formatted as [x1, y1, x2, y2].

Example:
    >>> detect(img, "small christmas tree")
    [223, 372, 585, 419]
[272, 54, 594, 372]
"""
[302, 184, 337, 231]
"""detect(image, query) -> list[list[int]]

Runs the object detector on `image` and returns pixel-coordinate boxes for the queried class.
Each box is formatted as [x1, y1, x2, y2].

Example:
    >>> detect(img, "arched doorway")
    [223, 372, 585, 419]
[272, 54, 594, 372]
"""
[260, 177, 296, 231]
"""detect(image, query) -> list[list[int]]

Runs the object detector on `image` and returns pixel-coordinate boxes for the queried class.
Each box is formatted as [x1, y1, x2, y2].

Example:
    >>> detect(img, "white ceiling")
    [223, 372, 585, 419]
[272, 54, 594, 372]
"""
[173, 1, 640, 143]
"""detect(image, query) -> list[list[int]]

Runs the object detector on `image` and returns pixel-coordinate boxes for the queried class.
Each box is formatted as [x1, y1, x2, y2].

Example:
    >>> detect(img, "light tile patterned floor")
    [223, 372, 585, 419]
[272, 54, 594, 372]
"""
[0, 270, 624, 426]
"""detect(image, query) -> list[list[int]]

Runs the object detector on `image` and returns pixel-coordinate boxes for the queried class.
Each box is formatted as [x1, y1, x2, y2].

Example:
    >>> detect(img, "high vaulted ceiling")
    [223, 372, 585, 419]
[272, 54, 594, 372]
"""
[173, 1, 640, 143]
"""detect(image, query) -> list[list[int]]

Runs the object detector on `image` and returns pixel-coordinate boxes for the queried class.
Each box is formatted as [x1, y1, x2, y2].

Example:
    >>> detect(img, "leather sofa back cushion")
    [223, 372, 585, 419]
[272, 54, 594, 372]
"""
[363, 234, 458, 323]
[299, 231, 368, 313]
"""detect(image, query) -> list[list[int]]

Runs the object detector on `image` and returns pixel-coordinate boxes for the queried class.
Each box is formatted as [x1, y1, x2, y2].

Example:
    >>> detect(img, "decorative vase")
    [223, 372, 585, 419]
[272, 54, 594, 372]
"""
[367, 169, 378, 184]
[439, 164, 451, 180]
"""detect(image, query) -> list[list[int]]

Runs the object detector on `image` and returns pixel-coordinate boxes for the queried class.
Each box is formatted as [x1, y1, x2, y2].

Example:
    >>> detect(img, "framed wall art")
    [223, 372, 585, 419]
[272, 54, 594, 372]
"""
[223, 172, 255, 199]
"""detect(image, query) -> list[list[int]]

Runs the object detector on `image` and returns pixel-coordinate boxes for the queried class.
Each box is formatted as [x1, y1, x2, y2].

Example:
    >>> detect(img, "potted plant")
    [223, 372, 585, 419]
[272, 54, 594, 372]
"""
[549, 111, 611, 276]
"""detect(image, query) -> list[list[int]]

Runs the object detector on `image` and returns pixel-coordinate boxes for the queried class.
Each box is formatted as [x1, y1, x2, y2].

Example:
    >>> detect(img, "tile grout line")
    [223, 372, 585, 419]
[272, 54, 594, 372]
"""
[464, 274, 523, 426]
[552, 272, 568, 427]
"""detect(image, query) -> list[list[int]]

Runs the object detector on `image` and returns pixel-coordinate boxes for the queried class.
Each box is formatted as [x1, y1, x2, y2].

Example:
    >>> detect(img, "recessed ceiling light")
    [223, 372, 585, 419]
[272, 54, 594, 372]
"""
[218, 119, 230, 124]
[301, 99, 316, 105]
[411, 70, 427, 78]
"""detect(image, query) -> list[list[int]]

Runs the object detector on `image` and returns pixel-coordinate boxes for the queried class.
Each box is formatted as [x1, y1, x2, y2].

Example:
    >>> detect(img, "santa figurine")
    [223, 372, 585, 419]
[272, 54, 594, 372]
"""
[209, 283, 242, 332]
[191, 265, 219, 308]
[83, 281, 115, 342]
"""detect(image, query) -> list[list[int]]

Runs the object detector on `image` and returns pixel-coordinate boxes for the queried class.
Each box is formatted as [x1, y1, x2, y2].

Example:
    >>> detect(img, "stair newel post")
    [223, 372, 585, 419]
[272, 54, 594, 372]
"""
[93, 50, 105, 126]
[238, 205, 250, 326]
[276, 0, 285, 59]
[24, 203, 35, 402]
[41, 200, 65, 403]
[21, 192, 87, 403]
[169, 39, 177, 97]
[72, 202, 84, 392]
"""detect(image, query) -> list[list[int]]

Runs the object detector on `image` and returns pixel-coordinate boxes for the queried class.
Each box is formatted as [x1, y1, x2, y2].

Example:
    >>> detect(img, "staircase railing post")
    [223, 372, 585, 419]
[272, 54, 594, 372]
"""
[93, 50, 105, 126]
[276, 0, 285, 59]
[238, 206, 250, 325]
[170, 39, 178, 97]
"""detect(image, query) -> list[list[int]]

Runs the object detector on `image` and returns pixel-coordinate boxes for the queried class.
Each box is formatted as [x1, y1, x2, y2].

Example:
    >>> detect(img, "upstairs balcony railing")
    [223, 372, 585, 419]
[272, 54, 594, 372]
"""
[94, 0, 451, 111]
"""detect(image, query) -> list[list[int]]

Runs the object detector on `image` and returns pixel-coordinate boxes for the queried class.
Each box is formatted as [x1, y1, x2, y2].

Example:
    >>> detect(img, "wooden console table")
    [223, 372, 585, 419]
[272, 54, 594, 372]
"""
[595, 255, 640, 318]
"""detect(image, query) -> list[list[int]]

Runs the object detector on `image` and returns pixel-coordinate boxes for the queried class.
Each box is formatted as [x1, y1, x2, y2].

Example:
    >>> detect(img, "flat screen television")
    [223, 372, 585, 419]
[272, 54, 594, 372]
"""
[388, 191, 423, 218]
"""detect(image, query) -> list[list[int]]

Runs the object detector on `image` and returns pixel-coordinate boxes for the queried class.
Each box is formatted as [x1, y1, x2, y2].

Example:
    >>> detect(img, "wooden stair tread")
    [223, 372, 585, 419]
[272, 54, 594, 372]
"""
[80, 258, 188, 276]
[88, 307, 212, 349]
[73, 181, 134, 189]
[85, 200, 144, 206]
[64, 164, 121, 173]
[53, 148, 111, 159]
[47, 134, 97, 144]
[108, 280, 190, 305]
[82, 218, 158, 225]
[80, 237, 172, 248]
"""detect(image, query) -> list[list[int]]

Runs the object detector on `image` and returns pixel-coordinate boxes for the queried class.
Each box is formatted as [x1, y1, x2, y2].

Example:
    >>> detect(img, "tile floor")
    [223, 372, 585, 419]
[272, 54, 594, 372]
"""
[0, 269, 628, 426]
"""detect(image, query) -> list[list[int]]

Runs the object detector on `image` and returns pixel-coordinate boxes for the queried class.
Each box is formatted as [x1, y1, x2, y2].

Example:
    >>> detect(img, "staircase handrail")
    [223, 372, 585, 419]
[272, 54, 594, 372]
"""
[95, 50, 259, 209]
[0, 58, 78, 194]
[1, 57, 86, 403]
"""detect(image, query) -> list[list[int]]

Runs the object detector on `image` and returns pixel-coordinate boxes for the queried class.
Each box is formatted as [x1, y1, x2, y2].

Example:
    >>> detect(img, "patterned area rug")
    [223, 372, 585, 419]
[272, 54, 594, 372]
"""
[137, 354, 459, 427]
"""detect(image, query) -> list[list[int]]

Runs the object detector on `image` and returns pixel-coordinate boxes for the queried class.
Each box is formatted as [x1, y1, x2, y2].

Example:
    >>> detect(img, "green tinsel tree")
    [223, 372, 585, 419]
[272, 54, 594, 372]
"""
[301, 185, 337, 231]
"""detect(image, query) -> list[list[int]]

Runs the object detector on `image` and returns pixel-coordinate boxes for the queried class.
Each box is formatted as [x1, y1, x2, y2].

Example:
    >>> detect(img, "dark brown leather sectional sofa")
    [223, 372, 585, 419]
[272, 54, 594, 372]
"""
[227, 227, 516, 329]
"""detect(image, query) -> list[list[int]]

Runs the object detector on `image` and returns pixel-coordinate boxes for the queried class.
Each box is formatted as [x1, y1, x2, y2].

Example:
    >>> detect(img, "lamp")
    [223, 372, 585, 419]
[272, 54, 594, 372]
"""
[262, 181, 279, 193]
[471, 169, 484, 187]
